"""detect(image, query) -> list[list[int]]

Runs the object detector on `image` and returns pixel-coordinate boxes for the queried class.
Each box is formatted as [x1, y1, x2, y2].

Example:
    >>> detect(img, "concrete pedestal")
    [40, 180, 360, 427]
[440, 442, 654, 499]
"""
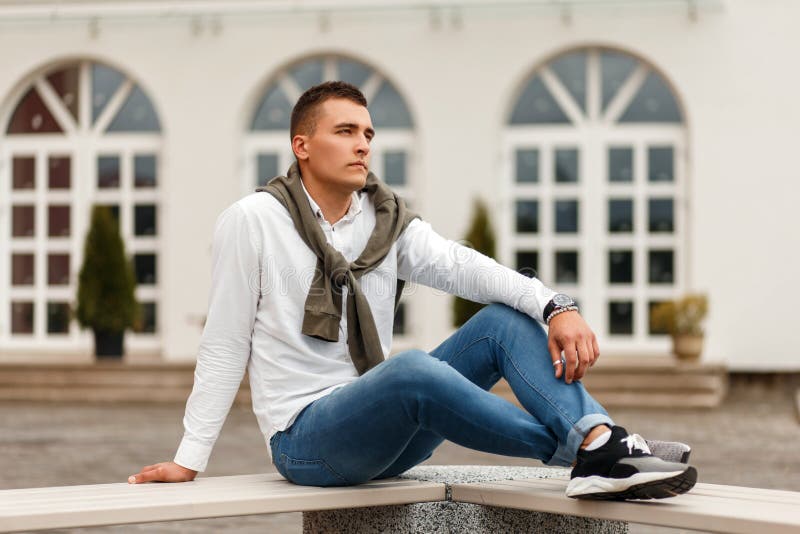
[302, 465, 628, 533]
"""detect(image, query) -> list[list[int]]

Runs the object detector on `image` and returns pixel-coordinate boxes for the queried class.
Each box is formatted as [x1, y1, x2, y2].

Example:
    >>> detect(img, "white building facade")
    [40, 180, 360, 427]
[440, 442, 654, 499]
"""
[0, 0, 797, 371]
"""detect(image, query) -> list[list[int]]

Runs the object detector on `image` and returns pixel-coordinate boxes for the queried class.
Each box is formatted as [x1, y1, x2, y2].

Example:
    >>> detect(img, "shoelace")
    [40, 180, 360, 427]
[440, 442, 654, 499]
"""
[621, 433, 652, 455]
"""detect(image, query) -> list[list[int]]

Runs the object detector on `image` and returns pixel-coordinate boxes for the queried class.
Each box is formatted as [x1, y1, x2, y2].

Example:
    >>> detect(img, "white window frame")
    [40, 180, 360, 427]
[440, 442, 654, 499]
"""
[0, 60, 162, 355]
[499, 49, 688, 355]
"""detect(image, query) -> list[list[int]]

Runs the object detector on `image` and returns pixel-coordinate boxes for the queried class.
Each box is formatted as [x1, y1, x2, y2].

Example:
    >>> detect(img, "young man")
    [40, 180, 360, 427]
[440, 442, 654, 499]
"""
[129, 82, 696, 500]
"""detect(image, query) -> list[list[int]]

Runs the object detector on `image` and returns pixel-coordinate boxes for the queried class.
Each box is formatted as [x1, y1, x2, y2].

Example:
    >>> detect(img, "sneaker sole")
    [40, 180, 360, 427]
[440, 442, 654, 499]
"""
[567, 466, 697, 500]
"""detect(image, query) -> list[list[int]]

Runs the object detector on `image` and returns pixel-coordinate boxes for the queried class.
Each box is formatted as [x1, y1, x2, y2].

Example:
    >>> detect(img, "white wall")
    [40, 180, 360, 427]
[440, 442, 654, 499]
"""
[0, 0, 797, 370]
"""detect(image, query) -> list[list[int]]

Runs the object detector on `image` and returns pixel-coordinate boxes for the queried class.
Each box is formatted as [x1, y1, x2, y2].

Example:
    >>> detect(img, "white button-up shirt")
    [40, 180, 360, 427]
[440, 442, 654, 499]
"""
[174, 183, 557, 472]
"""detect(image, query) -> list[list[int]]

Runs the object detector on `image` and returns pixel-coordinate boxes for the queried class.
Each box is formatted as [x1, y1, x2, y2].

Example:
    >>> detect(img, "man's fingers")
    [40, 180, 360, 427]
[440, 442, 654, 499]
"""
[129, 466, 162, 484]
[574, 344, 585, 380]
[549, 340, 563, 379]
[578, 339, 593, 378]
[592, 335, 600, 365]
[564, 344, 578, 383]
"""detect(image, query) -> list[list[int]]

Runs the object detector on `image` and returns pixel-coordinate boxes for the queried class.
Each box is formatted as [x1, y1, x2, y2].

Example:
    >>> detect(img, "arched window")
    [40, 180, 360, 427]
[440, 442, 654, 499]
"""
[504, 48, 686, 352]
[0, 60, 162, 352]
[243, 55, 416, 339]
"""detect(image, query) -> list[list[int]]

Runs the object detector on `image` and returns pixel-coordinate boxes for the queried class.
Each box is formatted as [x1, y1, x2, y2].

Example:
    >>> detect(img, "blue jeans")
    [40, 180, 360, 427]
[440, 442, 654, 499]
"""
[269, 303, 613, 486]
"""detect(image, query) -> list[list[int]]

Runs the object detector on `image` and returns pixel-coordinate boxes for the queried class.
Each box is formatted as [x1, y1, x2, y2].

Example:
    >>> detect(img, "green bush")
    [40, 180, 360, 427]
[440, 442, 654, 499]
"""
[452, 198, 496, 328]
[75, 206, 140, 333]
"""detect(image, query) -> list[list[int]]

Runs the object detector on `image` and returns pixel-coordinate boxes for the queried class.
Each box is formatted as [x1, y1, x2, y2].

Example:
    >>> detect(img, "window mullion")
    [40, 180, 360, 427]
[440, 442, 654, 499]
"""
[584, 127, 604, 337]
[634, 139, 648, 343]
[34, 150, 47, 339]
[92, 79, 133, 136]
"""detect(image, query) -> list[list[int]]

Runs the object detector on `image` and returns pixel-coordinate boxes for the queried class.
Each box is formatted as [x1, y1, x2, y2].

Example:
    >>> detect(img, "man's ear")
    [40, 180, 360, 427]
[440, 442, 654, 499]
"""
[292, 135, 310, 162]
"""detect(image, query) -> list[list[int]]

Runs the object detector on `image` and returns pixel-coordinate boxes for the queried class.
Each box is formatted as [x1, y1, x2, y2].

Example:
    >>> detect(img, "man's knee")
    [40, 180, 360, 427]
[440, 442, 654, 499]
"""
[477, 303, 547, 338]
[383, 350, 450, 390]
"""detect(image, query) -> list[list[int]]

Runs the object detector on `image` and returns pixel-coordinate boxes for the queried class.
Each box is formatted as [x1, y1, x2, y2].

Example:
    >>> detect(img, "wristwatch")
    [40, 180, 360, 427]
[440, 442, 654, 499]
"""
[543, 293, 578, 324]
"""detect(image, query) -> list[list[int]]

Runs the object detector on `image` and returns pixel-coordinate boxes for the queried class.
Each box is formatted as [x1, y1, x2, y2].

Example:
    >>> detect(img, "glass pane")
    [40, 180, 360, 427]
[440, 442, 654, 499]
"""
[550, 51, 587, 112]
[608, 250, 633, 284]
[11, 301, 34, 334]
[337, 58, 371, 88]
[608, 301, 634, 335]
[290, 60, 324, 91]
[609, 199, 634, 233]
[369, 81, 413, 128]
[649, 198, 674, 233]
[98, 156, 120, 189]
[134, 302, 157, 334]
[12, 206, 35, 237]
[649, 300, 670, 335]
[134, 155, 157, 188]
[12, 157, 35, 189]
[601, 51, 638, 111]
[555, 251, 579, 284]
[555, 148, 579, 183]
[47, 302, 70, 334]
[49, 156, 71, 189]
[555, 200, 579, 233]
[608, 147, 633, 182]
[619, 72, 682, 123]
[393, 302, 406, 336]
[46, 65, 80, 122]
[6, 88, 63, 134]
[12, 254, 34, 285]
[48, 253, 70, 285]
[134, 254, 157, 285]
[135, 205, 157, 236]
[515, 149, 539, 183]
[257, 153, 279, 187]
[515, 251, 539, 278]
[92, 63, 125, 124]
[384, 151, 406, 186]
[515, 200, 538, 233]
[649, 250, 674, 284]
[48, 205, 71, 237]
[510, 76, 570, 125]
[107, 86, 161, 132]
[251, 85, 293, 131]
[648, 146, 674, 182]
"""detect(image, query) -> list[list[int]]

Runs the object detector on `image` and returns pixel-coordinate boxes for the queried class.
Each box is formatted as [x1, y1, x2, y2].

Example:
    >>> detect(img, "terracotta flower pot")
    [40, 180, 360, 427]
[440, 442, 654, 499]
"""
[672, 334, 704, 362]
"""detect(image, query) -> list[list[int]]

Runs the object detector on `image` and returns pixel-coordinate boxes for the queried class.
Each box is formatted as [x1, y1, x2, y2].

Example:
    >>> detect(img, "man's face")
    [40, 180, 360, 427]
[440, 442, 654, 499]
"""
[295, 98, 374, 194]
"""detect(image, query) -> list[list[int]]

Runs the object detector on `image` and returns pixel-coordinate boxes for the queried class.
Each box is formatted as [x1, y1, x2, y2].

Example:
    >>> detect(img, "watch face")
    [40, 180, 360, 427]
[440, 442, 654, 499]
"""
[553, 294, 574, 307]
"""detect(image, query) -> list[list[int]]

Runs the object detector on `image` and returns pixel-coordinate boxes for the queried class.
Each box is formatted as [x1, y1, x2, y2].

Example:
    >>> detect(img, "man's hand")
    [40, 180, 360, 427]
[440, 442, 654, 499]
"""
[128, 462, 197, 484]
[547, 311, 600, 384]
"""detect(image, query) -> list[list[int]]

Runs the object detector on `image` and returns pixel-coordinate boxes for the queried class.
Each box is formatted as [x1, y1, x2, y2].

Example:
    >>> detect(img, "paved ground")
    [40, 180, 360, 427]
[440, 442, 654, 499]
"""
[1, 378, 798, 533]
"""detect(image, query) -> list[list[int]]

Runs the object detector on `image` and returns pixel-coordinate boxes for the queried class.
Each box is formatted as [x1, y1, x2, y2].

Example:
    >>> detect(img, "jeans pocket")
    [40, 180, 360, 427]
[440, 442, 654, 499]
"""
[280, 453, 349, 487]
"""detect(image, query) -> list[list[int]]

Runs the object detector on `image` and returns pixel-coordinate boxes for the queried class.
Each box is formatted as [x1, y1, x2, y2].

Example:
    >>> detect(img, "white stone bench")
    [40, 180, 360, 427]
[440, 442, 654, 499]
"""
[0, 473, 444, 532]
[1, 466, 798, 533]
[447, 469, 800, 534]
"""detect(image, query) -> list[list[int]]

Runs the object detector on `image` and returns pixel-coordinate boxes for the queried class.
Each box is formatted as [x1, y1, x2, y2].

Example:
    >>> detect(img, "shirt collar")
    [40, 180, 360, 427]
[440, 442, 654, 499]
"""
[299, 177, 363, 223]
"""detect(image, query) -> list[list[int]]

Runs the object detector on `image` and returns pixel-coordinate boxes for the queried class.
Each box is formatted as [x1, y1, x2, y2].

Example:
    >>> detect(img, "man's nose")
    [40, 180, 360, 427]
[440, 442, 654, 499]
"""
[355, 135, 370, 155]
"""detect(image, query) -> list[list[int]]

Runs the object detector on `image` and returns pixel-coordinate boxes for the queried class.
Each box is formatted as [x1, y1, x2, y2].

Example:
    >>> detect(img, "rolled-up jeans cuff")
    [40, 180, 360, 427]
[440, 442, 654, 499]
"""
[546, 413, 615, 467]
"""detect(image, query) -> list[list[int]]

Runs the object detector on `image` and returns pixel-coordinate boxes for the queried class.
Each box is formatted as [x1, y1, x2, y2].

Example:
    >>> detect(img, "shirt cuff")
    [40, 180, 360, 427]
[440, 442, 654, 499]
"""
[515, 277, 558, 324]
[174, 436, 214, 473]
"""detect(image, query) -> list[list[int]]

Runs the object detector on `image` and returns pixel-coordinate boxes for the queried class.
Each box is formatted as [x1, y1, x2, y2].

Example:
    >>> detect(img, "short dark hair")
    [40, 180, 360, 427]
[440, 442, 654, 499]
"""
[290, 81, 368, 139]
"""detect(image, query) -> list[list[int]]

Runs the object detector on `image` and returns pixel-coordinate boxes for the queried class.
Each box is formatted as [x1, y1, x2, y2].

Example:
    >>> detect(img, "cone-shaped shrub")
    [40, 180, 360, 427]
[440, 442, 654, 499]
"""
[453, 198, 497, 327]
[75, 206, 140, 333]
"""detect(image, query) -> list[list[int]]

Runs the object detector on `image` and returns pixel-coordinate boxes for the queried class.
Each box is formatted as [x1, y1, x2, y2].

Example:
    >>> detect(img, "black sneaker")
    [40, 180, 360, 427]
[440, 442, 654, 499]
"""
[566, 425, 697, 500]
